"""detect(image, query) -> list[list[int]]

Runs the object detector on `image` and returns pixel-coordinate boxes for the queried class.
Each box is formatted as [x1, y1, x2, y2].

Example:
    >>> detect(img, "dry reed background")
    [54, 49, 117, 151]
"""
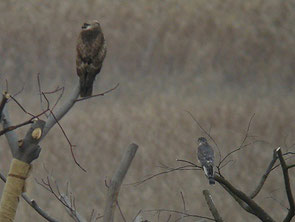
[0, 0, 295, 221]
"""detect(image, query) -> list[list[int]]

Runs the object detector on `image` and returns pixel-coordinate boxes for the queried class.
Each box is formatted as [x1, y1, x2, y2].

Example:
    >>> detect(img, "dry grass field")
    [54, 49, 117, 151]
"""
[0, 0, 295, 221]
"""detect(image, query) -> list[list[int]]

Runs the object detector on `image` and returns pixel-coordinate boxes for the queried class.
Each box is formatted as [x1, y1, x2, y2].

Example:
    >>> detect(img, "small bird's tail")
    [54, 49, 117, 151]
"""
[203, 165, 215, 185]
[208, 176, 215, 185]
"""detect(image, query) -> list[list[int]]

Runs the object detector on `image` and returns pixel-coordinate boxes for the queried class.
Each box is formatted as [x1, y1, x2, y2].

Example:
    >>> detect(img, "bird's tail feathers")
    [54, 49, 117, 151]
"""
[79, 74, 96, 97]
[208, 177, 215, 185]
[203, 165, 215, 185]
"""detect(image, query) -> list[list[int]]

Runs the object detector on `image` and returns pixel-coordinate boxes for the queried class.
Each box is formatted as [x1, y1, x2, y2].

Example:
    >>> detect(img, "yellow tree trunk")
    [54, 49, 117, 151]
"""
[0, 159, 31, 222]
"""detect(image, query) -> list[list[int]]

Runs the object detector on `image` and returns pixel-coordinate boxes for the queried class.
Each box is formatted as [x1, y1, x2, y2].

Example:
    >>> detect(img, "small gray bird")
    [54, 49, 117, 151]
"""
[76, 20, 107, 97]
[197, 137, 215, 185]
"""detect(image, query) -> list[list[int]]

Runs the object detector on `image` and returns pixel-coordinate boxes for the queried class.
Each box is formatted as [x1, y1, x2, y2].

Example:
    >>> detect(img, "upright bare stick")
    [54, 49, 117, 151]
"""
[103, 143, 138, 222]
[203, 190, 223, 222]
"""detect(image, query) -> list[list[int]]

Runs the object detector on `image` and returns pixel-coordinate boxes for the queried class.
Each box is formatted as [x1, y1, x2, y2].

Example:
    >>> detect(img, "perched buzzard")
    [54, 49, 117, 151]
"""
[197, 137, 215, 185]
[76, 20, 107, 97]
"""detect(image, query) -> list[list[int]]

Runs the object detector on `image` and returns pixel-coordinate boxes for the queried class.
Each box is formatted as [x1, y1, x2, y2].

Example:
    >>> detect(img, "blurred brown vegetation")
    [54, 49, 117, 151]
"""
[0, 0, 295, 221]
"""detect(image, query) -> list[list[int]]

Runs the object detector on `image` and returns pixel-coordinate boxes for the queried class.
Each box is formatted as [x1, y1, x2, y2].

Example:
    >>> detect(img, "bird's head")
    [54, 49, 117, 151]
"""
[81, 20, 101, 31]
[80, 20, 103, 41]
[197, 137, 208, 145]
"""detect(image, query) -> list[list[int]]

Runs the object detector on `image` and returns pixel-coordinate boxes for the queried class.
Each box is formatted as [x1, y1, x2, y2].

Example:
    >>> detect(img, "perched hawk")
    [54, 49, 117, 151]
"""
[197, 137, 215, 185]
[76, 20, 107, 97]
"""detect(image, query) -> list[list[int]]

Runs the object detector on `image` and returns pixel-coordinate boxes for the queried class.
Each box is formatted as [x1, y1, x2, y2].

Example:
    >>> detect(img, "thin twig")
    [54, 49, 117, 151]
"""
[265, 196, 289, 211]
[176, 159, 202, 169]
[128, 164, 200, 186]
[180, 192, 186, 212]
[180, 191, 186, 222]
[48, 108, 86, 172]
[218, 113, 255, 168]
[116, 200, 127, 222]
[50, 87, 65, 111]
[9, 95, 35, 117]
[132, 210, 143, 222]
[0, 118, 33, 136]
[36, 175, 87, 222]
[75, 83, 119, 102]
[166, 214, 171, 222]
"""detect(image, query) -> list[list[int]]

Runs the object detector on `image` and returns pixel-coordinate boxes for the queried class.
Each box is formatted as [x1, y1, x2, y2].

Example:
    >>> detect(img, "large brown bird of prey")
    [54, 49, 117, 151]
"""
[76, 20, 107, 97]
[197, 137, 215, 185]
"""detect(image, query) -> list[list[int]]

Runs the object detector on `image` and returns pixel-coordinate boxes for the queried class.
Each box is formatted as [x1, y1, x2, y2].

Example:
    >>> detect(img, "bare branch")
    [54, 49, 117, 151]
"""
[116, 200, 127, 222]
[249, 149, 278, 199]
[35, 83, 86, 171]
[132, 210, 143, 222]
[202, 190, 223, 222]
[176, 159, 202, 169]
[215, 175, 275, 222]
[0, 118, 33, 136]
[75, 83, 119, 102]
[219, 183, 254, 215]
[36, 176, 87, 222]
[180, 191, 186, 222]
[127, 158, 201, 186]
[37, 74, 65, 114]
[24, 197, 59, 222]
[217, 149, 280, 217]
[42, 81, 80, 138]
[47, 108, 86, 172]
[276, 147, 295, 222]
[61, 194, 87, 222]
[9, 94, 36, 117]
[180, 191, 186, 212]
[103, 143, 138, 222]
[265, 196, 289, 211]
[218, 113, 255, 168]
[0, 88, 51, 156]
[128, 164, 199, 186]
[166, 214, 171, 222]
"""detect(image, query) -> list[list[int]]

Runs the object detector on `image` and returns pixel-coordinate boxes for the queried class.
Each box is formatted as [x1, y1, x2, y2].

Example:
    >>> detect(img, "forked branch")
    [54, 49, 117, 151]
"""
[276, 147, 295, 222]
[250, 149, 278, 199]
[215, 175, 275, 222]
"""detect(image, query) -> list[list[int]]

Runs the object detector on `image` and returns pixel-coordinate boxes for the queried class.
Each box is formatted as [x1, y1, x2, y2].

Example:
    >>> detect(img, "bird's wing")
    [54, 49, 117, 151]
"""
[197, 144, 214, 166]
